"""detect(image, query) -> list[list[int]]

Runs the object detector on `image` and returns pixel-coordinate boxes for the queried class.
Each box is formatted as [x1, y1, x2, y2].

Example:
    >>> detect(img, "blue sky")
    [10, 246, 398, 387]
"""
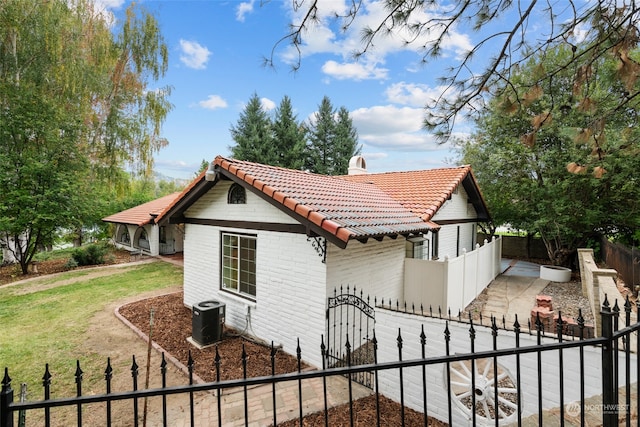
[99, 0, 555, 179]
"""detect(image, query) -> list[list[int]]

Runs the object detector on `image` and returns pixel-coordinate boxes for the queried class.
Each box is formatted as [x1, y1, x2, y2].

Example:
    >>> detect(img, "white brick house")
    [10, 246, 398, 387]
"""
[159, 156, 490, 367]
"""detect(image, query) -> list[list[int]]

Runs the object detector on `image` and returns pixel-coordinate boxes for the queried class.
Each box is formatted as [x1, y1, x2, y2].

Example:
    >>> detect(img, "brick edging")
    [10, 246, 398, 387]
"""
[114, 293, 207, 385]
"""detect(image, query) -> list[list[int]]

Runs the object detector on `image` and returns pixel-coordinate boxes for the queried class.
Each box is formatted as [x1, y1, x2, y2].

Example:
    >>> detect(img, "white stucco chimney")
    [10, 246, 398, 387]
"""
[348, 155, 367, 175]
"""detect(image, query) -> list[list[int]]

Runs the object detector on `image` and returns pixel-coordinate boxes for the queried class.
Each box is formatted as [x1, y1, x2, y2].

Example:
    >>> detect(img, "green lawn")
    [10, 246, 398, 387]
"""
[0, 261, 183, 396]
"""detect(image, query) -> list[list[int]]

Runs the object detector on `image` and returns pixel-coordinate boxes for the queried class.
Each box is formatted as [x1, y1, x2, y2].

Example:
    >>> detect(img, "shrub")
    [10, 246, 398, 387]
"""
[71, 243, 109, 266]
[64, 258, 78, 270]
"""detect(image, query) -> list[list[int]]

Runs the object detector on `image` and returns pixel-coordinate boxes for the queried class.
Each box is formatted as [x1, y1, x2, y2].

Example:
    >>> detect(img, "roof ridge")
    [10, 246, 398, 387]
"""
[337, 164, 471, 178]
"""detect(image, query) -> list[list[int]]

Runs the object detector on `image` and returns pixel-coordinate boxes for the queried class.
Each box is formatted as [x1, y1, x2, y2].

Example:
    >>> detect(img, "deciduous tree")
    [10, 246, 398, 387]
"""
[457, 45, 640, 266]
[0, 0, 171, 273]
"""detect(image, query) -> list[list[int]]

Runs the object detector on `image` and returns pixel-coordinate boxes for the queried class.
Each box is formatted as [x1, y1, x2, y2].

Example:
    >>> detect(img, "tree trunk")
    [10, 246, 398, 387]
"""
[73, 227, 83, 247]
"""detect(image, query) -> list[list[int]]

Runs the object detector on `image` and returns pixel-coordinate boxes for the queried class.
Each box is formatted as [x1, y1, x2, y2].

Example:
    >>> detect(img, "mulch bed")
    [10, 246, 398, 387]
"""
[275, 394, 447, 426]
[5, 254, 449, 425]
[118, 292, 303, 382]
[118, 292, 448, 426]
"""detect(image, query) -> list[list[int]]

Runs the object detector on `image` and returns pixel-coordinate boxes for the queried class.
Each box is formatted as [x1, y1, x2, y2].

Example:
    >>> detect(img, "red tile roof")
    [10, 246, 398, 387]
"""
[154, 156, 488, 248]
[339, 166, 474, 222]
[213, 157, 453, 246]
[102, 192, 182, 227]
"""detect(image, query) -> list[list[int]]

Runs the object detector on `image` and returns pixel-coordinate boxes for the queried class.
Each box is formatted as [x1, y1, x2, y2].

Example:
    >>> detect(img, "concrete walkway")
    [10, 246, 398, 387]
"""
[481, 275, 549, 329]
[481, 260, 549, 329]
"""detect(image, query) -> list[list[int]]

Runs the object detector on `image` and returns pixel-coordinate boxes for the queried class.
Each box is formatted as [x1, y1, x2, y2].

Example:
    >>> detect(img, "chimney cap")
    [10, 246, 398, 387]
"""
[348, 156, 367, 175]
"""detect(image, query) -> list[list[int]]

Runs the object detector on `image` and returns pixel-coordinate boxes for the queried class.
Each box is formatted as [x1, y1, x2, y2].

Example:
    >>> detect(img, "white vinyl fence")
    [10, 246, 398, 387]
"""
[404, 236, 502, 315]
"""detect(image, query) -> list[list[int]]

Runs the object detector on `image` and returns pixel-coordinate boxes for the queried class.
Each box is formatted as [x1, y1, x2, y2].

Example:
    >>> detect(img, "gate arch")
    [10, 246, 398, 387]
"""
[325, 286, 375, 388]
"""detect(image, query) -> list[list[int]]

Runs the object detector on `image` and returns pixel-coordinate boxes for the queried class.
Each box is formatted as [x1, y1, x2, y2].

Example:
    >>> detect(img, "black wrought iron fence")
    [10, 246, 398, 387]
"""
[1, 296, 638, 427]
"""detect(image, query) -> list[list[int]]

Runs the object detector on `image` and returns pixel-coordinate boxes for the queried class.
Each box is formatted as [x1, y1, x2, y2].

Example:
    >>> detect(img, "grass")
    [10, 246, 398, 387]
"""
[32, 246, 78, 261]
[0, 261, 183, 397]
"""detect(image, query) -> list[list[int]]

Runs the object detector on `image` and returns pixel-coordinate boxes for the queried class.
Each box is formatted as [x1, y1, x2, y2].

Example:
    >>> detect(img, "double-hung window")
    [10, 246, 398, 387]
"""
[221, 232, 256, 299]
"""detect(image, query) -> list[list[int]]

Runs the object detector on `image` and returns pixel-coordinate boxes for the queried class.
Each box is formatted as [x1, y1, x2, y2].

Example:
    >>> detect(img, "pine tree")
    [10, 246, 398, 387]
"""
[229, 93, 273, 163]
[272, 96, 306, 169]
[333, 106, 361, 175]
[306, 97, 361, 175]
[306, 96, 336, 175]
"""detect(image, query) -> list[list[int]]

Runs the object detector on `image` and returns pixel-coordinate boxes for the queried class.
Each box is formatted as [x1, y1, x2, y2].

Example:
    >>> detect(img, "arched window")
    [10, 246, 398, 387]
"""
[228, 183, 246, 204]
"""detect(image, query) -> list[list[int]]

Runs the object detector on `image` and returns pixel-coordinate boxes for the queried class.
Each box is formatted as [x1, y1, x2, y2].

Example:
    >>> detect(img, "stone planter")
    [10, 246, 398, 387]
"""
[540, 265, 572, 282]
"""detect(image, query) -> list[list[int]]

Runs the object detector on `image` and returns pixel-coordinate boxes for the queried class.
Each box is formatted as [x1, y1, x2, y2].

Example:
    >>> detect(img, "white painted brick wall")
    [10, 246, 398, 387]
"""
[326, 238, 405, 303]
[182, 183, 330, 367]
[373, 308, 635, 426]
[183, 223, 328, 367]
[433, 186, 474, 221]
[436, 223, 476, 260]
[433, 186, 477, 259]
[186, 181, 294, 223]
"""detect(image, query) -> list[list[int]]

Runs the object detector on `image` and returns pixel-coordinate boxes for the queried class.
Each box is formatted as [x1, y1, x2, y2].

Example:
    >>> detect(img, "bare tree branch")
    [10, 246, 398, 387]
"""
[266, 0, 640, 143]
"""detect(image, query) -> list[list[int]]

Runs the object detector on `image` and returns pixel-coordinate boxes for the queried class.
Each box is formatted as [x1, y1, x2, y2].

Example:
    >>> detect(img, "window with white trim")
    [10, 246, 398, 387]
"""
[221, 232, 256, 299]
[406, 236, 429, 260]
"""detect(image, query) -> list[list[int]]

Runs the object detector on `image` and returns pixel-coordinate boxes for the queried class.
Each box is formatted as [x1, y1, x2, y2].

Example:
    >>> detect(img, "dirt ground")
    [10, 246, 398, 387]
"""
[118, 292, 304, 382]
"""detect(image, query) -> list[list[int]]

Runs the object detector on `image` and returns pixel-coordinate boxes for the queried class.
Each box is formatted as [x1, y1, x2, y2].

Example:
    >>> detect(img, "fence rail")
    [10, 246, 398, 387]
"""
[1, 297, 638, 427]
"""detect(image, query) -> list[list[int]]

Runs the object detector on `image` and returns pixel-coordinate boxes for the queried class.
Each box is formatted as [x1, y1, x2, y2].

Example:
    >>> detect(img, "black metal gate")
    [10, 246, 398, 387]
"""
[325, 286, 375, 388]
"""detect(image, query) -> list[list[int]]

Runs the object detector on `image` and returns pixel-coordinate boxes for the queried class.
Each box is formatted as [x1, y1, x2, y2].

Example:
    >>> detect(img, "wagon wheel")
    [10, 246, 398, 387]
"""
[447, 358, 518, 424]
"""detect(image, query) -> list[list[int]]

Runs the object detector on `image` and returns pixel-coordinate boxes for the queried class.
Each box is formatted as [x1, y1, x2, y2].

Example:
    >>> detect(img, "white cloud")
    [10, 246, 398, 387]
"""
[350, 105, 447, 152]
[236, 0, 255, 22]
[321, 60, 388, 81]
[305, 104, 429, 148]
[280, 0, 474, 81]
[362, 132, 439, 151]
[261, 97, 276, 111]
[360, 151, 388, 161]
[92, 0, 125, 9]
[198, 95, 228, 110]
[385, 82, 443, 107]
[352, 105, 424, 133]
[179, 40, 211, 70]
[88, 0, 122, 28]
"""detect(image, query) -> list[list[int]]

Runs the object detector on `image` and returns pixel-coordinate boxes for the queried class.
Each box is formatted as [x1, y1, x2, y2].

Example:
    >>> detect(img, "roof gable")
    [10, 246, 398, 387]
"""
[214, 157, 432, 247]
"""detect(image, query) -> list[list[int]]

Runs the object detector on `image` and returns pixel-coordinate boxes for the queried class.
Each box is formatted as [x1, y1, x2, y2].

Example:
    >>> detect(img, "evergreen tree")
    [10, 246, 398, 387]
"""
[229, 93, 273, 163]
[333, 106, 361, 175]
[272, 96, 306, 169]
[306, 97, 361, 175]
[306, 96, 337, 175]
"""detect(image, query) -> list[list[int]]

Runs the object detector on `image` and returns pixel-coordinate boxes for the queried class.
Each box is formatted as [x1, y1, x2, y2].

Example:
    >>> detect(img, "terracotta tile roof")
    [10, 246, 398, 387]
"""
[102, 192, 182, 227]
[339, 166, 474, 222]
[214, 157, 439, 246]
